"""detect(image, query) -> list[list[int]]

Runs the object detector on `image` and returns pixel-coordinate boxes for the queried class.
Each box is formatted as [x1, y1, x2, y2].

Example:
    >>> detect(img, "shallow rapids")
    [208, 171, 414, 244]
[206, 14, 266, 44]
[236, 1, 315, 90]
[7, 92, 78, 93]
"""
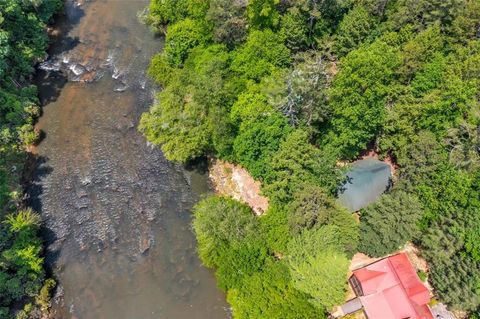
[29, 1, 228, 318]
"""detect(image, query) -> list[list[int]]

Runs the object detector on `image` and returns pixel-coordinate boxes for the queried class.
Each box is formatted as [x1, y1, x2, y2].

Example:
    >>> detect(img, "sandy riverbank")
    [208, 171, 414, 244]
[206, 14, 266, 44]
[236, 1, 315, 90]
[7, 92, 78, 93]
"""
[208, 159, 269, 215]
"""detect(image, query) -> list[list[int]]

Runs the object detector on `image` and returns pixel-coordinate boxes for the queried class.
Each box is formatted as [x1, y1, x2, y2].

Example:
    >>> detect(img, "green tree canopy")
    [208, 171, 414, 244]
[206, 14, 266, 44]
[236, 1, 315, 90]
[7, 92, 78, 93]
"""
[206, 0, 248, 48]
[268, 51, 331, 133]
[229, 84, 274, 127]
[146, 0, 209, 33]
[163, 18, 212, 66]
[325, 39, 401, 158]
[334, 6, 377, 57]
[384, 0, 465, 32]
[192, 196, 258, 267]
[286, 226, 350, 310]
[230, 29, 291, 83]
[263, 130, 341, 203]
[359, 188, 423, 257]
[215, 236, 270, 291]
[247, 0, 280, 30]
[139, 44, 234, 162]
[0, 209, 46, 313]
[287, 183, 359, 255]
[227, 260, 326, 319]
[233, 112, 292, 179]
[279, 7, 309, 52]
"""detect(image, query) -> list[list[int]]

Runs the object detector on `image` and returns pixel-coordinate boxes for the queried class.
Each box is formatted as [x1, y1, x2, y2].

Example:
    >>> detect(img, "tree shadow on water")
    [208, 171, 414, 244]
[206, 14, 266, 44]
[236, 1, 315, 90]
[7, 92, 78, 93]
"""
[23, 154, 63, 275]
[48, 0, 85, 55]
[33, 1, 86, 106]
[184, 156, 209, 175]
[337, 174, 353, 195]
[40, 227, 61, 278]
[24, 154, 53, 215]
[34, 70, 68, 107]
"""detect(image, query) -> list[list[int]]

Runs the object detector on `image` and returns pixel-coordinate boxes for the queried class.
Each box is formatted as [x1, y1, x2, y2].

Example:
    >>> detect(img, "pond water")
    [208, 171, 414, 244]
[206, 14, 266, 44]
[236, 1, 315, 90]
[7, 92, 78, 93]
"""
[338, 158, 392, 212]
[29, 1, 228, 318]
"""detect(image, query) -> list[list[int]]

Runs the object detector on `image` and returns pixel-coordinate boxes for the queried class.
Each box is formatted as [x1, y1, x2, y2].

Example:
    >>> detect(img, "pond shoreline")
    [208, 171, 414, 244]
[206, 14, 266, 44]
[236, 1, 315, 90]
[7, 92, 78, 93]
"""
[359, 149, 397, 177]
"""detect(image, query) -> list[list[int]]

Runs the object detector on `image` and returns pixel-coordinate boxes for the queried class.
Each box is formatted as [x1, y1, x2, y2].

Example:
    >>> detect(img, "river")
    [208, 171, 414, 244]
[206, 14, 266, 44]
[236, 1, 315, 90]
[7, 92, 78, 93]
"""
[29, 0, 228, 318]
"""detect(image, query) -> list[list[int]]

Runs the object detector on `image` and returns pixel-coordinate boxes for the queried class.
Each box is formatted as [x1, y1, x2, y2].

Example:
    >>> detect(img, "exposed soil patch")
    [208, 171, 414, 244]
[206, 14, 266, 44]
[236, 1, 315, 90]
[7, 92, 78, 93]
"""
[329, 60, 338, 77]
[208, 159, 269, 215]
[349, 252, 380, 272]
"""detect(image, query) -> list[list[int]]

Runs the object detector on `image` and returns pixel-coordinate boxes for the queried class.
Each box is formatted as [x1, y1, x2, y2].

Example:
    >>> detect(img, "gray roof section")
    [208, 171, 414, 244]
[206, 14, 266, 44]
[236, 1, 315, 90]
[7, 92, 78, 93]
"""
[341, 297, 363, 315]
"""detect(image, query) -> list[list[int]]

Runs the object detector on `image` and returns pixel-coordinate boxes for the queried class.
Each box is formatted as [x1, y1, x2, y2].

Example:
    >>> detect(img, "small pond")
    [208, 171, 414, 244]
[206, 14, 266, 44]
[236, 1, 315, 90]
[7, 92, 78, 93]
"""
[338, 158, 392, 212]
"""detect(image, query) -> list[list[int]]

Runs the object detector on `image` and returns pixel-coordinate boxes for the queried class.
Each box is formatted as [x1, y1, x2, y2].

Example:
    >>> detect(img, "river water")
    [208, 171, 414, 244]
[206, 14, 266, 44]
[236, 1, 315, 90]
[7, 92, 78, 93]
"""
[29, 1, 228, 318]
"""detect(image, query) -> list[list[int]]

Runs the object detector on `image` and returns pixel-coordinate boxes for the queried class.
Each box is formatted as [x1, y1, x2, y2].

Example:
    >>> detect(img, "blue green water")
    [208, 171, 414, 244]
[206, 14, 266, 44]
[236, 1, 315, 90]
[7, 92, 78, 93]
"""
[338, 158, 392, 212]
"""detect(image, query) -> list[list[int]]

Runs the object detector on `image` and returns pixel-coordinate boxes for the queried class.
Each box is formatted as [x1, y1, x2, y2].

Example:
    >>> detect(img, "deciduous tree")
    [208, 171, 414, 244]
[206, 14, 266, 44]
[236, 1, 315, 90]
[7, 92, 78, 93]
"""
[233, 112, 292, 179]
[286, 226, 349, 310]
[192, 196, 258, 267]
[334, 6, 377, 57]
[325, 39, 401, 159]
[207, 0, 248, 48]
[230, 29, 291, 82]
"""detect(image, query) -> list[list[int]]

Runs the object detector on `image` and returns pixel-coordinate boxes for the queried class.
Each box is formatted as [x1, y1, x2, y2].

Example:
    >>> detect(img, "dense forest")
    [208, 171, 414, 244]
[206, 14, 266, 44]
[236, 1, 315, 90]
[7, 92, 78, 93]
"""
[0, 0, 61, 318]
[140, 0, 480, 317]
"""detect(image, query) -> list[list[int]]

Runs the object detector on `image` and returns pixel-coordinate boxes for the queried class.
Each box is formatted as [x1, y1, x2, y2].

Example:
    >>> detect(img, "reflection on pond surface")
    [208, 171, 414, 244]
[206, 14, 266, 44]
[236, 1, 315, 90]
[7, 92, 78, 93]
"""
[338, 158, 392, 212]
[29, 1, 228, 318]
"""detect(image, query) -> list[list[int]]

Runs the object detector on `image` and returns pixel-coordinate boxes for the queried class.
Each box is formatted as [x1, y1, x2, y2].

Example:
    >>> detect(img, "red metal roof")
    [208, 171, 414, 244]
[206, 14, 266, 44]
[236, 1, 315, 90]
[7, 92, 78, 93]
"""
[351, 253, 433, 319]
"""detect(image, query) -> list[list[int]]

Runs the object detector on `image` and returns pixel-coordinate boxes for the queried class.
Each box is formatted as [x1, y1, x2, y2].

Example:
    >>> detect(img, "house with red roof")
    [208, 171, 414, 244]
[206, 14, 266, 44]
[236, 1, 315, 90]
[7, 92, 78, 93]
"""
[343, 252, 433, 319]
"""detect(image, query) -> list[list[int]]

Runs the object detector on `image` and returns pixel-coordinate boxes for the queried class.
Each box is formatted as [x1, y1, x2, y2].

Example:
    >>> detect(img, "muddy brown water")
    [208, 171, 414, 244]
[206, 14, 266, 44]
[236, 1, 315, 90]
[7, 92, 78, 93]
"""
[29, 1, 228, 318]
